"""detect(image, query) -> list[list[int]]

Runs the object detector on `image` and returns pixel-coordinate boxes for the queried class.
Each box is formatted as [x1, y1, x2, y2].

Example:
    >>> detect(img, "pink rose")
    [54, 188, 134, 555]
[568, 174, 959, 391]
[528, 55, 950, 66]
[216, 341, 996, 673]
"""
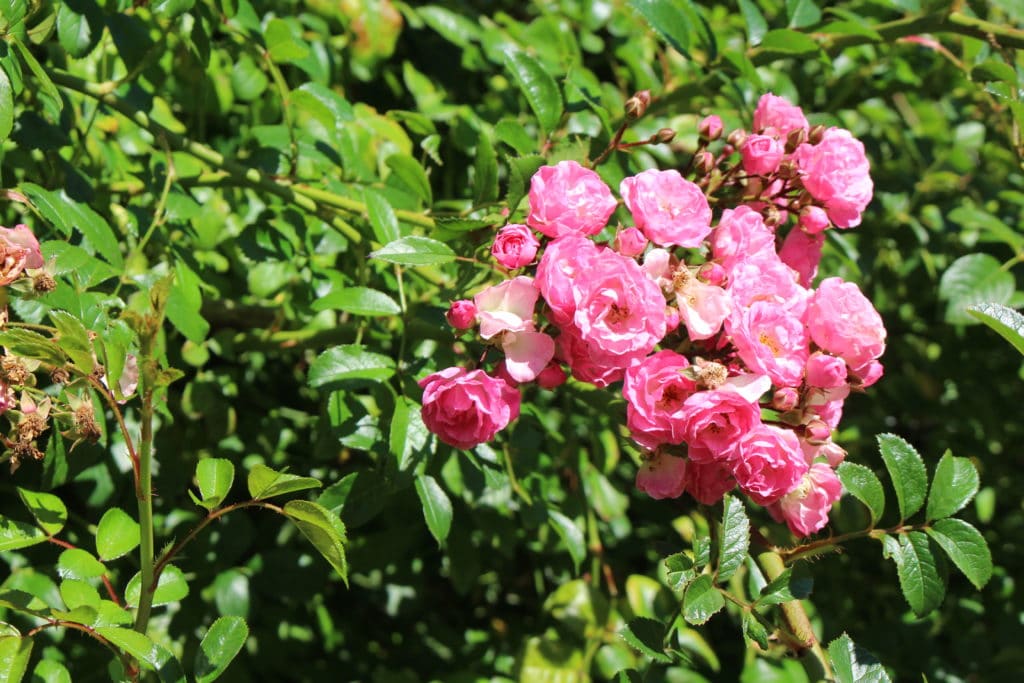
[806, 277, 886, 369]
[536, 235, 602, 325]
[419, 368, 521, 449]
[731, 425, 808, 506]
[623, 350, 697, 449]
[492, 224, 539, 269]
[679, 389, 762, 463]
[799, 205, 830, 234]
[556, 323, 644, 388]
[501, 330, 555, 383]
[752, 93, 809, 138]
[613, 226, 648, 257]
[779, 228, 824, 288]
[741, 134, 785, 176]
[805, 352, 847, 388]
[473, 276, 539, 339]
[620, 169, 711, 248]
[641, 248, 675, 291]
[536, 362, 567, 389]
[794, 128, 873, 228]
[676, 276, 731, 341]
[850, 359, 884, 388]
[699, 114, 723, 141]
[711, 206, 775, 272]
[768, 463, 842, 536]
[446, 300, 477, 330]
[684, 459, 736, 505]
[526, 161, 618, 238]
[636, 450, 688, 500]
[0, 224, 44, 286]
[772, 387, 799, 412]
[727, 251, 808, 313]
[727, 300, 809, 388]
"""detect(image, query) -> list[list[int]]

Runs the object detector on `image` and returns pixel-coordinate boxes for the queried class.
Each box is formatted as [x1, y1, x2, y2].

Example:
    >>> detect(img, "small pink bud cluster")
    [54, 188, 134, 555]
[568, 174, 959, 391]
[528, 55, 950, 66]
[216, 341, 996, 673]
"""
[420, 94, 884, 538]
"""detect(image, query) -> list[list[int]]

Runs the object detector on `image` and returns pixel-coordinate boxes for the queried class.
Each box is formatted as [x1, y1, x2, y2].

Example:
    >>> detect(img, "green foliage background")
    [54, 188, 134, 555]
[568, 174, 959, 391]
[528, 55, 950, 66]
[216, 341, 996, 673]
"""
[1, 0, 1022, 680]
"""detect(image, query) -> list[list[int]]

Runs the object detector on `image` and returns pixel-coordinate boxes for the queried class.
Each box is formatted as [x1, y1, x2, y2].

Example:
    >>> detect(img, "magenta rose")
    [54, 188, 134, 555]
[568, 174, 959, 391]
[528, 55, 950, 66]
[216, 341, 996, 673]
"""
[526, 160, 618, 238]
[536, 234, 602, 325]
[620, 169, 711, 248]
[678, 389, 762, 463]
[806, 277, 886, 370]
[492, 223, 539, 269]
[731, 425, 808, 506]
[623, 350, 697, 450]
[794, 128, 873, 228]
[752, 93, 809, 138]
[768, 463, 842, 536]
[419, 367, 521, 449]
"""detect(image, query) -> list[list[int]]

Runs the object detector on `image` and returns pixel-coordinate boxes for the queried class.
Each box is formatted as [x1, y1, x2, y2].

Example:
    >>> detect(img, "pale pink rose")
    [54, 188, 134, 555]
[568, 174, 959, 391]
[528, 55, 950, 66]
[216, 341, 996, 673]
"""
[492, 223, 539, 269]
[727, 251, 808, 313]
[794, 128, 873, 228]
[684, 459, 735, 505]
[799, 205, 830, 234]
[636, 450, 688, 500]
[536, 362, 567, 389]
[720, 373, 773, 402]
[620, 169, 711, 248]
[679, 389, 762, 463]
[805, 352, 847, 388]
[768, 463, 842, 536]
[731, 425, 808, 506]
[752, 93, 809, 138]
[446, 300, 477, 330]
[642, 248, 675, 291]
[727, 300, 809, 387]
[526, 161, 618, 238]
[676, 277, 731, 341]
[623, 350, 697, 450]
[741, 134, 784, 176]
[419, 368, 521, 449]
[779, 228, 824, 287]
[501, 330, 556, 383]
[613, 226, 648, 257]
[473, 276, 539, 339]
[699, 114, 723, 141]
[0, 224, 43, 285]
[807, 277, 885, 369]
[536, 234, 602, 325]
[711, 206, 775, 272]
[572, 249, 667, 357]
[556, 324, 641, 388]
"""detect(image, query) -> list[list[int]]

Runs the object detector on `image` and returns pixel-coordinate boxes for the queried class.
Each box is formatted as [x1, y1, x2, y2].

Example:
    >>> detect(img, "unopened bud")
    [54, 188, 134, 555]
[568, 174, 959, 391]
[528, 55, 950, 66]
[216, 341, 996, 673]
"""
[785, 127, 807, 154]
[625, 90, 651, 120]
[697, 262, 725, 286]
[655, 127, 676, 144]
[446, 300, 477, 331]
[694, 151, 715, 176]
[726, 128, 747, 149]
[772, 387, 800, 412]
[805, 419, 831, 445]
[800, 205, 830, 234]
[808, 124, 826, 145]
[777, 159, 799, 180]
[699, 115, 723, 141]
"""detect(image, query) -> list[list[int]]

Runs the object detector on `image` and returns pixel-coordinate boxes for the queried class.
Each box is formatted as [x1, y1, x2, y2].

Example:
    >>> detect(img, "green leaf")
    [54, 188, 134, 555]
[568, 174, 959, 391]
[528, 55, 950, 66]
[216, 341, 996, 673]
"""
[370, 236, 455, 266]
[971, 59, 1018, 85]
[196, 458, 235, 510]
[547, 510, 585, 573]
[0, 329, 64, 365]
[0, 516, 47, 552]
[125, 565, 189, 608]
[195, 616, 249, 683]
[56, 4, 98, 58]
[938, 254, 1016, 324]
[620, 617, 670, 664]
[503, 51, 563, 136]
[0, 634, 32, 683]
[948, 204, 1024, 254]
[927, 518, 993, 590]
[95, 508, 140, 561]
[414, 474, 453, 547]
[716, 495, 750, 582]
[20, 184, 122, 267]
[473, 132, 498, 206]
[683, 575, 725, 625]
[167, 259, 209, 343]
[737, 0, 768, 45]
[152, 0, 195, 19]
[759, 29, 820, 55]
[59, 579, 100, 611]
[282, 500, 348, 584]
[311, 287, 401, 317]
[786, 0, 821, 28]
[57, 548, 105, 580]
[926, 451, 979, 521]
[385, 154, 432, 206]
[878, 434, 928, 521]
[664, 553, 697, 592]
[505, 154, 545, 214]
[891, 531, 945, 617]
[627, 0, 692, 56]
[364, 188, 401, 244]
[16, 488, 67, 536]
[307, 345, 396, 386]
[828, 633, 892, 683]
[94, 627, 185, 683]
[837, 462, 886, 526]
[756, 567, 813, 606]
[0, 64, 12, 141]
[49, 309, 95, 372]
[967, 302, 1024, 356]
[246, 464, 321, 500]
[742, 611, 769, 650]
[264, 18, 309, 63]
[32, 659, 72, 683]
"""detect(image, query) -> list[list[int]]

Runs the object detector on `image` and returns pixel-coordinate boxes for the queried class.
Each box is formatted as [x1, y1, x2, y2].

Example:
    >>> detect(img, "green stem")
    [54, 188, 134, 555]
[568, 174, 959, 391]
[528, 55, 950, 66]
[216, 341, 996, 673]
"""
[133, 385, 155, 634]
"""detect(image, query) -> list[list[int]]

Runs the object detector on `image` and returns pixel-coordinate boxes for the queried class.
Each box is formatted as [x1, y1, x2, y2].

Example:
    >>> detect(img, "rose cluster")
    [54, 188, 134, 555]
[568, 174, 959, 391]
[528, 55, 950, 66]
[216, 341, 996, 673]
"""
[420, 93, 882, 537]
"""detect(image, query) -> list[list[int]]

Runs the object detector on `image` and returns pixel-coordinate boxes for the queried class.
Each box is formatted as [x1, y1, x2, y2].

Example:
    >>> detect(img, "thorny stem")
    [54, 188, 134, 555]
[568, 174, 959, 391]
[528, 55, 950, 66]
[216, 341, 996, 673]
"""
[778, 521, 932, 564]
[26, 619, 135, 675]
